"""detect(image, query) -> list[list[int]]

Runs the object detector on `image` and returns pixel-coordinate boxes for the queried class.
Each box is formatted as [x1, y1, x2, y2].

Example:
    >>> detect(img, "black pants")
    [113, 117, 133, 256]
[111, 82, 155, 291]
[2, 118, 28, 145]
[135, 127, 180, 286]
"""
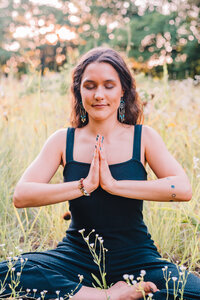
[0, 247, 200, 299]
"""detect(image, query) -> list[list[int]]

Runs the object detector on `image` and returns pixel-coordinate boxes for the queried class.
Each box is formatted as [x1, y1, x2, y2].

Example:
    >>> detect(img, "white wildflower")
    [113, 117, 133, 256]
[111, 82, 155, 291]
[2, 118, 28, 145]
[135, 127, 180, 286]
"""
[11, 267, 15, 272]
[129, 275, 134, 280]
[123, 274, 129, 280]
[17, 272, 21, 276]
[140, 270, 146, 276]
[20, 258, 24, 263]
[148, 293, 153, 297]
[90, 243, 94, 248]
[193, 157, 199, 169]
[33, 289, 38, 293]
[13, 256, 18, 261]
[26, 289, 31, 293]
[172, 277, 177, 281]
[84, 236, 89, 242]
[56, 290, 60, 295]
[132, 280, 137, 285]
[78, 229, 85, 234]
[180, 265, 186, 271]
[78, 274, 84, 281]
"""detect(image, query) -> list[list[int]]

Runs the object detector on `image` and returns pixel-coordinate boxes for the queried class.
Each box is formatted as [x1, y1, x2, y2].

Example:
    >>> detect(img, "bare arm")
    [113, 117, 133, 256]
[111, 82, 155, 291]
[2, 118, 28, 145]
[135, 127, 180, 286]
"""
[100, 127, 192, 202]
[13, 129, 84, 208]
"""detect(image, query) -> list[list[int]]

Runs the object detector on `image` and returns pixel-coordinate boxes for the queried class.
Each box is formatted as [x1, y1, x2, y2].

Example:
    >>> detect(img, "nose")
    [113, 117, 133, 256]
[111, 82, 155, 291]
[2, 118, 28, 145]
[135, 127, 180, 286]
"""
[94, 87, 104, 100]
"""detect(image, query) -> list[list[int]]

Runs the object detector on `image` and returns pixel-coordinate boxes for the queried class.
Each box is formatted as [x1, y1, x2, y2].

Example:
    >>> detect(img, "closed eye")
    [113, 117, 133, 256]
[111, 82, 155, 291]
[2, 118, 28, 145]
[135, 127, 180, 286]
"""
[105, 84, 114, 89]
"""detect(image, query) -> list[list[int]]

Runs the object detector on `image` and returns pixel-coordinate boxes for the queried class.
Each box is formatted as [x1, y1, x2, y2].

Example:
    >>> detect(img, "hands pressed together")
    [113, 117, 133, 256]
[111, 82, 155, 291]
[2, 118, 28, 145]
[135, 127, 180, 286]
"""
[82, 136, 160, 299]
[83, 135, 116, 194]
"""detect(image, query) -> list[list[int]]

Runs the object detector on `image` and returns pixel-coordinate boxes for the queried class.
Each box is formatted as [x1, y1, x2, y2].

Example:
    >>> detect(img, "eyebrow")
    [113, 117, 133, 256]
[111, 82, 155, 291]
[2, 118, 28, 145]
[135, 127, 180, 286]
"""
[82, 79, 117, 84]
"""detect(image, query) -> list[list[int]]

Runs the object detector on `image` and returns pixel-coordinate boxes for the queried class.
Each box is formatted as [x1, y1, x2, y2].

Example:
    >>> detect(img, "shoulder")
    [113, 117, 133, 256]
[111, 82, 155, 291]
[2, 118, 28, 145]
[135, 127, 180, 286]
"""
[141, 125, 168, 160]
[41, 128, 68, 157]
[142, 125, 164, 146]
[45, 128, 68, 146]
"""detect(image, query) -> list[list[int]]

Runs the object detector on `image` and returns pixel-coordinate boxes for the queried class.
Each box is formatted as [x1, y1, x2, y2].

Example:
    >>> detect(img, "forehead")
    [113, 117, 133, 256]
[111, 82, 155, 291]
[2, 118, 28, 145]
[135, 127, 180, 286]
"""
[81, 62, 120, 82]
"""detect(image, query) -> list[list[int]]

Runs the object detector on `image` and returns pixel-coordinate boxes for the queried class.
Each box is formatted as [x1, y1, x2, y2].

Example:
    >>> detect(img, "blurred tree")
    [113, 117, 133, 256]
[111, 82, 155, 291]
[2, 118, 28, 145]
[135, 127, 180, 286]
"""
[0, 0, 199, 78]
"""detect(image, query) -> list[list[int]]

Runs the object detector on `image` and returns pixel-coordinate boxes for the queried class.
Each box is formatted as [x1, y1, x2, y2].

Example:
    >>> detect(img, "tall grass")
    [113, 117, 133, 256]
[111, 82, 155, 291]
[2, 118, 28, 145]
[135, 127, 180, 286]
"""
[0, 67, 199, 277]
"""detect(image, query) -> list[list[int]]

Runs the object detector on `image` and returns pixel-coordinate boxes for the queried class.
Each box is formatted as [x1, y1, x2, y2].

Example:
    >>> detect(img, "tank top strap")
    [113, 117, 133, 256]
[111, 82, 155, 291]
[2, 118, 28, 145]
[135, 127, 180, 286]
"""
[132, 124, 142, 161]
[66, 127, 75, 163]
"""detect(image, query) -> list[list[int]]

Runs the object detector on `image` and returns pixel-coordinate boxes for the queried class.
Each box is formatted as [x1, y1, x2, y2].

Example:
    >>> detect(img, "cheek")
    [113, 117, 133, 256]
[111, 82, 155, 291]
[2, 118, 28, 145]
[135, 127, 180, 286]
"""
[80, 89, 93, 101]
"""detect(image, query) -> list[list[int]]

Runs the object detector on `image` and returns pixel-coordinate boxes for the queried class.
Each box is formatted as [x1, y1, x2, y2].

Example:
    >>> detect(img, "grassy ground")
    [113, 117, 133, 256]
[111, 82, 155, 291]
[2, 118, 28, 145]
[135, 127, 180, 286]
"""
[0, 68, 199, 281]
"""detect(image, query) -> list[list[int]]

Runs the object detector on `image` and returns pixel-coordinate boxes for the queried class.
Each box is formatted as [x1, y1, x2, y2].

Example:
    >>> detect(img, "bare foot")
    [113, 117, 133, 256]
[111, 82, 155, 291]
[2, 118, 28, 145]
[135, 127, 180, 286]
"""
[107, 280, 158, 300]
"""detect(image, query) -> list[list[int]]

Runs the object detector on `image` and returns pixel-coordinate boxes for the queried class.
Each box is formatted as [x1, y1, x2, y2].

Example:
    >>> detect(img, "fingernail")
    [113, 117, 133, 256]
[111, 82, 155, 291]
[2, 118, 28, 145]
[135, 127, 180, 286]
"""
[102, 136, 104, 142]
[95, 145, 97, 149]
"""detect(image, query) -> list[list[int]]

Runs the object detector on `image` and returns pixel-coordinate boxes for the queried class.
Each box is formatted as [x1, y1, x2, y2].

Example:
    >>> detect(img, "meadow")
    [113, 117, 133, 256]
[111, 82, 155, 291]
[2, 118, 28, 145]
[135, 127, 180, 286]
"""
[0, 66, 200, 296]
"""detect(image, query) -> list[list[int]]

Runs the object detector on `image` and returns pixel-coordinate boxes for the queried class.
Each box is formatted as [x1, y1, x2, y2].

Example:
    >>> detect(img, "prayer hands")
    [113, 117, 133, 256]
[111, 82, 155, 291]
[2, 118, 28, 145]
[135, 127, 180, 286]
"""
[84, 135, 116, 194]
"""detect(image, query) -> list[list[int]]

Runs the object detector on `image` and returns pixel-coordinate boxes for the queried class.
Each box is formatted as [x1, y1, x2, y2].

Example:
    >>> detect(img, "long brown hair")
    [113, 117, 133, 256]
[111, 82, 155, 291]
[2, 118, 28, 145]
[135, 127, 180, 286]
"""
[70, 47, 143, 127]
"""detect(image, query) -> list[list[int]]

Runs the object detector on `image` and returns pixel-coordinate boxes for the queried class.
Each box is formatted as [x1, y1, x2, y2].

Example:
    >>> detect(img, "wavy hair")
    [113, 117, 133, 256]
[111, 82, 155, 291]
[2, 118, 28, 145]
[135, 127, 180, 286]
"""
[70, 47, 143, 127]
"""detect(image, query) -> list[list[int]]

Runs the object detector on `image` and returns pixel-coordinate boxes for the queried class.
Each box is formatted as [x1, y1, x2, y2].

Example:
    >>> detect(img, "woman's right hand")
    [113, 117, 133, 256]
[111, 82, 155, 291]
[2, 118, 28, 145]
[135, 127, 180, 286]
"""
[107, 281, 158, 300]
[83, 136, 100, 194]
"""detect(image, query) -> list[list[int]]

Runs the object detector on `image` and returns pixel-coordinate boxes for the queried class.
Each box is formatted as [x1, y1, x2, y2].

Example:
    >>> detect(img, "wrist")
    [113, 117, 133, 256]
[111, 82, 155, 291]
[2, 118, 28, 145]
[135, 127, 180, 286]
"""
[78, 178, 91, 196]
[82, 178, 97, 194]
[104, 179, 117, 194]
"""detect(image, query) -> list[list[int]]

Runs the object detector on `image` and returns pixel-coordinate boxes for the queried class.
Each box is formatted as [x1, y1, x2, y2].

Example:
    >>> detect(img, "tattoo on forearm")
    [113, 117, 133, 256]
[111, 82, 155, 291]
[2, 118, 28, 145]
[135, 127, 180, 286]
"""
[167, 179, 176, 201]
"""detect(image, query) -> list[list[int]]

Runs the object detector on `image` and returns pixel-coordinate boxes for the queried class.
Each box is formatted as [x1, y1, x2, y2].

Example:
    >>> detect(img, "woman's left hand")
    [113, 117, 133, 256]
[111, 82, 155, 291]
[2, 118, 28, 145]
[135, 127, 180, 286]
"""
[99, 136, 116, 193]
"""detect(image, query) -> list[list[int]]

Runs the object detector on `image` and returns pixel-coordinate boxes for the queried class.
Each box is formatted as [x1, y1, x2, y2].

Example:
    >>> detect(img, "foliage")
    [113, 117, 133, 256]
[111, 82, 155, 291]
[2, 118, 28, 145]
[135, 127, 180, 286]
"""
[0, 0, 199, 78]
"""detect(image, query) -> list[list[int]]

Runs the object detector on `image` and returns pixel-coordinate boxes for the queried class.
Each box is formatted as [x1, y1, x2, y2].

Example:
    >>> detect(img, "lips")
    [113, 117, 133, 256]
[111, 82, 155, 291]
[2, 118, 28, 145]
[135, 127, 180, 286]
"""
[92, 104, 108, 107]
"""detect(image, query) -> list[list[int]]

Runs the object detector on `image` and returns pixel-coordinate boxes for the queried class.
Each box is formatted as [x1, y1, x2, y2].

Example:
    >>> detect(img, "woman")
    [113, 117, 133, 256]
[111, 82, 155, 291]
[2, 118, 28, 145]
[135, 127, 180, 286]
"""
[1, 47, 200, 300]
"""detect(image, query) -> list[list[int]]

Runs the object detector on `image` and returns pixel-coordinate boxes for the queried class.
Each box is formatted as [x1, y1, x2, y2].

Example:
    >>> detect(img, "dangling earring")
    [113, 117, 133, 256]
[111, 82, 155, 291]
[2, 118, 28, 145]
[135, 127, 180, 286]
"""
[119, 97, 125, 122]
[80, 103, 86, 123]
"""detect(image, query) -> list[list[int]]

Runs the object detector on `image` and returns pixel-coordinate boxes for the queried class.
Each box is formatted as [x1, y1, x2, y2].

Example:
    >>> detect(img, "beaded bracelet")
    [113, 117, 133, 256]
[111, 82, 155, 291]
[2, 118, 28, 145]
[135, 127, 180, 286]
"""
[78, 178, 91, 196]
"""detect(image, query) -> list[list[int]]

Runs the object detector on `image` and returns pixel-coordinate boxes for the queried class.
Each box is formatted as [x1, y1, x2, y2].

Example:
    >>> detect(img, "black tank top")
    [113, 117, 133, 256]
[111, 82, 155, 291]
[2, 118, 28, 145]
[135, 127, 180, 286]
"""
[62, 125, 158, 255]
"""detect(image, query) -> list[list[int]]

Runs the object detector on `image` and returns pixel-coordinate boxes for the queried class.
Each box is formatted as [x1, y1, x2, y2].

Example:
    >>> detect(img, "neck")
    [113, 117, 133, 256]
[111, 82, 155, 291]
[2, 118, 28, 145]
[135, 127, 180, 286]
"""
[86, 115, 121, 139]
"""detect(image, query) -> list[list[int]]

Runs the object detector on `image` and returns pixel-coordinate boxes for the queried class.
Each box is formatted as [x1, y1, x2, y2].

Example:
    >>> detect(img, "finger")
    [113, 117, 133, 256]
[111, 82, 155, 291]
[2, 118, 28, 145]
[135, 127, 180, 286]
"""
[99, 136, 106, 161]
[137, 281, 159, 294]
[93, 135, 100, 160]
[146, 281, 159, 293]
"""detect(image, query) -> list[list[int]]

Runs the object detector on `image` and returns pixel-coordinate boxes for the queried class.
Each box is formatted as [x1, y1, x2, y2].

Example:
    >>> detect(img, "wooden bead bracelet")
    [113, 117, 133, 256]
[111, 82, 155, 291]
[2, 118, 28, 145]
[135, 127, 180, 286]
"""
[78, 178, 91, 196]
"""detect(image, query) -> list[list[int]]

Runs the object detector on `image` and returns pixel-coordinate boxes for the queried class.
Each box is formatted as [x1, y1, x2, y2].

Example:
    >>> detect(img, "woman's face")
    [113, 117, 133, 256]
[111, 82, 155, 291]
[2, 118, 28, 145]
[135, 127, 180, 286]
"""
[80, 62, 124, 122]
